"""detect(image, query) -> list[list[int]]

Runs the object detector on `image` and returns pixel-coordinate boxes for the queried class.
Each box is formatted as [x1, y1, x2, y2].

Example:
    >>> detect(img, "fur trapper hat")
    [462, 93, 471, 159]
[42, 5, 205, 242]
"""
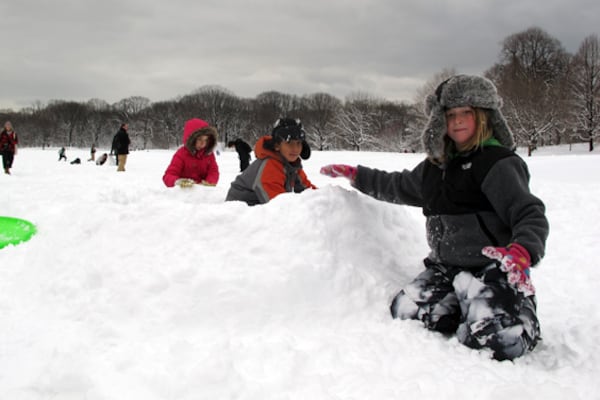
[421, 74, 515, 160]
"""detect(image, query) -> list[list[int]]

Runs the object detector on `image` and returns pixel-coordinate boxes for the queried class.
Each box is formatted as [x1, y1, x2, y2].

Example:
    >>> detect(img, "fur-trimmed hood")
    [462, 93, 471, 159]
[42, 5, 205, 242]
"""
[182, 119, 218, 156]
[421, 74, 515, 161]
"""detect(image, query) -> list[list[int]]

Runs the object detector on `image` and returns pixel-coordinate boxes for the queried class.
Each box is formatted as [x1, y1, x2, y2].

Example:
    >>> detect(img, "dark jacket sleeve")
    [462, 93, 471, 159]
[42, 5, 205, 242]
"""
[481, 156, 549, 265]
[353, 161, 426, 207]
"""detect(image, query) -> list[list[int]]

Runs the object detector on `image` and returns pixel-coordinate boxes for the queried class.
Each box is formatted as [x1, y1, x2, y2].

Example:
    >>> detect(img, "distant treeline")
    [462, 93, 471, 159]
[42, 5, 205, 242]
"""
[2, 27, 598, 153]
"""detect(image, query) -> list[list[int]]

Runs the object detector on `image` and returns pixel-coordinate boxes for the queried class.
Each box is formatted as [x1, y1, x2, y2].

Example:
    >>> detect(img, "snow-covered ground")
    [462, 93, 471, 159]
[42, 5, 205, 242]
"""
[1, 144, 599, 400]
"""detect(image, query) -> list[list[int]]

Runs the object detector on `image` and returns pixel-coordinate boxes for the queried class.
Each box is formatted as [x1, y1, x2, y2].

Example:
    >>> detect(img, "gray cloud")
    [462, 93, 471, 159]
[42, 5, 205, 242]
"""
[1, 0, 599, 110]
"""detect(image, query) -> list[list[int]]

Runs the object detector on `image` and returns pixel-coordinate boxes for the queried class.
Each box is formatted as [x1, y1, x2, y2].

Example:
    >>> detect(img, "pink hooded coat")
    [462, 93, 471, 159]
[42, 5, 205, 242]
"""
[162, 119, 220, 187]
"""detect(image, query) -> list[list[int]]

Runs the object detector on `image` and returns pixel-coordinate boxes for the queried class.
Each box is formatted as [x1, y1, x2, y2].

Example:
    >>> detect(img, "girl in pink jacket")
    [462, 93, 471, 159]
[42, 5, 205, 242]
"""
[163, 119, 220, 187]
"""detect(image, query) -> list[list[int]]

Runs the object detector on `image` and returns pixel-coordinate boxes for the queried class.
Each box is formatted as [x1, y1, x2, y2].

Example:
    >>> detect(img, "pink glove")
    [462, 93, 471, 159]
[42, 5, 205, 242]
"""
[482, 243, 535, 296]
[320, 164, 357, 181]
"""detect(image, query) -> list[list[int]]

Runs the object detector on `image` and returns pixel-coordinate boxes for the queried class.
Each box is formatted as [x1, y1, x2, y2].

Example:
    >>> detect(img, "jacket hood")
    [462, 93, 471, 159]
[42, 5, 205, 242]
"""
[183, 119, 217, 155]
[254, 136, 280, 160]
[182, 119, 209, 144]
[185, 128, 218, 156]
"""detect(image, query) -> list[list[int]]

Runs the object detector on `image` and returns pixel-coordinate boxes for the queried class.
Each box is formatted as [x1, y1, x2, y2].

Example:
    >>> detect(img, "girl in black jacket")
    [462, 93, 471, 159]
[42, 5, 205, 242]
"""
[321, 75, 549, 361]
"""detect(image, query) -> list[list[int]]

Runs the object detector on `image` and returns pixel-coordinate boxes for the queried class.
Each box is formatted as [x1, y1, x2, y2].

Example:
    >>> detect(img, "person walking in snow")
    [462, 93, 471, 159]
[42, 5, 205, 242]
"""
[58, 147, 67, 161]
[320, 75, 549, 361]
[226, 117, 315, 205]
[88, 144, 96, 162]
[0, 121, 18, 174]
[162, 118, 220, 188]
[112, 123, 131, 172]
[227, 138, 253, 172]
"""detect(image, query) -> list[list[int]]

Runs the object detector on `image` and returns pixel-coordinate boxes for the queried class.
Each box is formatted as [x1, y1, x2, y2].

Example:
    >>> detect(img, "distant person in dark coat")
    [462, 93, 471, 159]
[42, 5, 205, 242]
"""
[58, 147, 67, 161]
[227, 138, 252, 171]
[0, 121, 18, 174]
[111, 123, 131, 172]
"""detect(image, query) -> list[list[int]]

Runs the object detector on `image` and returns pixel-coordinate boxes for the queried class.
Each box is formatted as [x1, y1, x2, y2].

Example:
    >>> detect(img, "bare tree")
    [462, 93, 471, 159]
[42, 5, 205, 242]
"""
[334, 93, 381, 151]
[83, 99, 113, 148]
[113, 96, 151, 120]
[111, 96, 152, 149]
[178, 85, 244, 144]
[198, 86, 241, 145]
[252, 91, 302, 138]
[373, 101, 419, 153]
[44, 100, 90, 147]
[148, 101, 181, 149]
[299, 92, 342, 150]
[221, 98, 255, 145]
[569, 34, 600, 151]
[486, 27, 571, 155]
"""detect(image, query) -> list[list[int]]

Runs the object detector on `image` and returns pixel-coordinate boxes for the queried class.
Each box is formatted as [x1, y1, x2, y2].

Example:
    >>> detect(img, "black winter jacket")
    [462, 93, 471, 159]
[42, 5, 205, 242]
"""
[112, 128, 130, 155]
[234, 139, 252, 160]
[354, 146, 549, 268]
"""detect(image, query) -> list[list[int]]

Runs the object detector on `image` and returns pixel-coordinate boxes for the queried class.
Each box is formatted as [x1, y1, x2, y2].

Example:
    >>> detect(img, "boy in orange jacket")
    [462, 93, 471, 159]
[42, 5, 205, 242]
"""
[226, 118, 315, 205]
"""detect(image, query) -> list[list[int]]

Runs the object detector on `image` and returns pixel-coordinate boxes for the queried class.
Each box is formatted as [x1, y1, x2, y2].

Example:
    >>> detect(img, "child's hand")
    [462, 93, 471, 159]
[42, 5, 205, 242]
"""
[482, 243, 535, 296]
[175, 178, 195, 188]
[200, 180, 216, 187]
[320, 164, 357, 181]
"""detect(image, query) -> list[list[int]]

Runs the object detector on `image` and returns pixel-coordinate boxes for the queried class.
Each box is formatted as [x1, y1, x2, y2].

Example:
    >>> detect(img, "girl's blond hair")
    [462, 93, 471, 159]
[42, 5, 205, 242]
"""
[456, 108, 493, 151]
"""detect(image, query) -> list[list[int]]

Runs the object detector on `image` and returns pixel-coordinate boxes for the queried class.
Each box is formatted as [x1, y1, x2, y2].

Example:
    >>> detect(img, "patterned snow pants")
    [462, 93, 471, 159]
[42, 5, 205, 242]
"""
[390, 259, 540, 361]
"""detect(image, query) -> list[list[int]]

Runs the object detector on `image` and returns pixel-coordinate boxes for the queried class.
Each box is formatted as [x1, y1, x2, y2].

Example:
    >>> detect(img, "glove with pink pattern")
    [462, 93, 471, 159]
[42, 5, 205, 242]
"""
[319, 164, 358, 182]
[482, 243, 535, 296]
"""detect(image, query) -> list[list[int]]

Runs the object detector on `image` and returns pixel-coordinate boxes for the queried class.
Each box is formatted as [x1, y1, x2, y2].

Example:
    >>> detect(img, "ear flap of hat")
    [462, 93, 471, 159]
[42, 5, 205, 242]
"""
[263, 136, 276, 151]
[421, 95, 447, 161]
[300, 140, 311, 160]
[424, 93, 439, 117]
[489, 109, 515, 150]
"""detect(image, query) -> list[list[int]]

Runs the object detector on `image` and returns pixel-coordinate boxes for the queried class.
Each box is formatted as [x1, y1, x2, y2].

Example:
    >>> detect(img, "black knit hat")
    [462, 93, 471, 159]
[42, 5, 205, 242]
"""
[421, 74, 515, 160]
[272, 118, 306, 142]
[268, 117, 311, 160]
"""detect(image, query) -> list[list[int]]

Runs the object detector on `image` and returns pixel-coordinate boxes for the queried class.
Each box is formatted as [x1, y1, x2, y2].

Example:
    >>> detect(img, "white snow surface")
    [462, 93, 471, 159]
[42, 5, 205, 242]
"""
[1, 144, 599, 400]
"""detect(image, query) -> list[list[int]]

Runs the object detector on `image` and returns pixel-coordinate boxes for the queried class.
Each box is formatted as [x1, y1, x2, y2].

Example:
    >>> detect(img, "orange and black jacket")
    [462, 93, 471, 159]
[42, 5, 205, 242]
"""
[225, 136, 315, 205]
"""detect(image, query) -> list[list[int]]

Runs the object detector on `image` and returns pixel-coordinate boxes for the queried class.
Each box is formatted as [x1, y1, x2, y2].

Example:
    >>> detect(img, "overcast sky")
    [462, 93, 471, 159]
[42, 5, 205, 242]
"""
[1, 0, 599, 110]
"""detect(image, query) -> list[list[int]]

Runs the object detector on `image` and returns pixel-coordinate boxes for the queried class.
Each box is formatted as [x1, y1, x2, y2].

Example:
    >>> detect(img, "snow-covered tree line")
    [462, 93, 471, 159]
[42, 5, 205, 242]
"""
[1, 27, 598, 153]
[0, 87, 417, 153]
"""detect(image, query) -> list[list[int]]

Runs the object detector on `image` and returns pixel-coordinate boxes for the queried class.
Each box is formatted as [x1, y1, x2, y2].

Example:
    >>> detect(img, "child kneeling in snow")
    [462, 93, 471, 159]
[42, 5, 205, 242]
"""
[321, 75, 549, 361]
[226, 117, 316, 205]
[96, 153, 108, 166]
[163, 118, 220, 188]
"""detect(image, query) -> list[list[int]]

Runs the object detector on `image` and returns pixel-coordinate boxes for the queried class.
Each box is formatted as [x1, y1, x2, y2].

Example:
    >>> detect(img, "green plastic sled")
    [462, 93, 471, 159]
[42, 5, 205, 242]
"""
[0, 216, 37, 249]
